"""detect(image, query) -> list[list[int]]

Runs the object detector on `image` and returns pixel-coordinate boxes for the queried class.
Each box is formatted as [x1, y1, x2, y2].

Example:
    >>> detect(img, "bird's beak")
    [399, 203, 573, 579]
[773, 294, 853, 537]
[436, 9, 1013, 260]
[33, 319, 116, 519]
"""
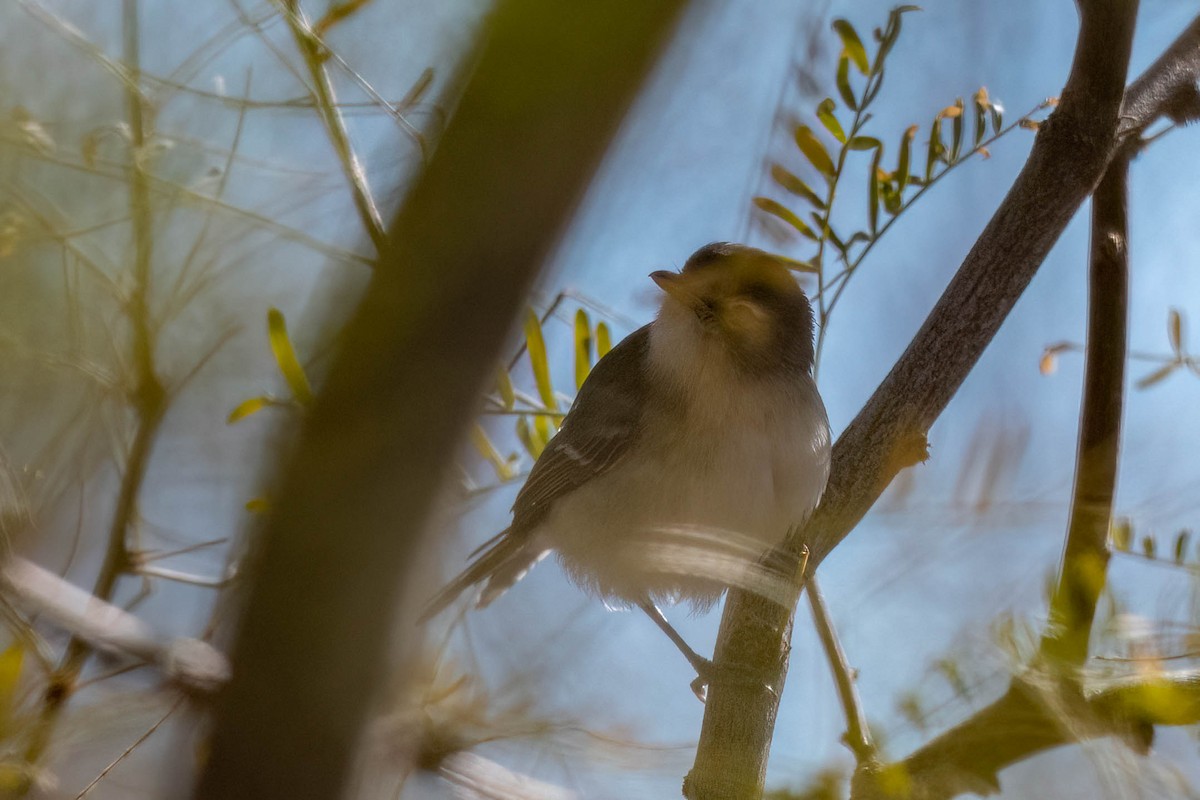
[650, 270, 699, 309]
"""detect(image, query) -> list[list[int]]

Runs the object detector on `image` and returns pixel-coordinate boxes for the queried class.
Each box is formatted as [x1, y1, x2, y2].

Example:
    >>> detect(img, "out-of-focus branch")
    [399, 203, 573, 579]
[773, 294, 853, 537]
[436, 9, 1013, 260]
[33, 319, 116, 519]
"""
[280, 0, 388, 254]
[23, 0, 169, 772]
[688, 2, 1145, 797]
[807, 574, 875, 764]
[1, 558, 228, 693]
[1040, 145, 1131, 666]
[849, 668, 1200, 800]
[191, 3, 689, 799]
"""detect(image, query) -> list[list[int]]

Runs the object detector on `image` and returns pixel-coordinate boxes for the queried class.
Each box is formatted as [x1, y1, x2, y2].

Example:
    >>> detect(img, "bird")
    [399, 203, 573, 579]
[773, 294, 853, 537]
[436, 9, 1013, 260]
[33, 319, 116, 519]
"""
[420, 242, 831, 694]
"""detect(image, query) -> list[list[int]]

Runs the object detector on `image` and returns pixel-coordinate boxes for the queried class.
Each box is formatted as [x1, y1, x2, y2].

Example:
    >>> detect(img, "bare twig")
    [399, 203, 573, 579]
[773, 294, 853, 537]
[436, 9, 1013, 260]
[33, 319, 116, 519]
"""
[74, 695, 185, 799]
[279, 0, 388, 253]
[806, 574, 875, 764]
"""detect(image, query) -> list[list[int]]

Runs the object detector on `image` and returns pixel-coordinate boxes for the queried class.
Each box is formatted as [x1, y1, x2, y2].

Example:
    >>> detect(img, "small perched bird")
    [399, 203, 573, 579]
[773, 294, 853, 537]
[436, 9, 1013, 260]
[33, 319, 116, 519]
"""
[421, 243, 831, 690]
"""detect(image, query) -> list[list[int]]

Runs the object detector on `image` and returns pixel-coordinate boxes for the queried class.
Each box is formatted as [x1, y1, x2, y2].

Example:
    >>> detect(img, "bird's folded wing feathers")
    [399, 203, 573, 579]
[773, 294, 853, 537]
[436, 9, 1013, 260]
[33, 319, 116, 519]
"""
[509, 323, 652, 533]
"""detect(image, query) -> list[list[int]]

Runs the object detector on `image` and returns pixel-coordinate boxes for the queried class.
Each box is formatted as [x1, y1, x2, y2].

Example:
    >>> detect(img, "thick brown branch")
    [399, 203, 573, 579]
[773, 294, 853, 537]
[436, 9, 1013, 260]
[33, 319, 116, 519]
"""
[192, 3, 689, 799]
[1041, 146, 1131, 666]
[688, 2, 1146, 797]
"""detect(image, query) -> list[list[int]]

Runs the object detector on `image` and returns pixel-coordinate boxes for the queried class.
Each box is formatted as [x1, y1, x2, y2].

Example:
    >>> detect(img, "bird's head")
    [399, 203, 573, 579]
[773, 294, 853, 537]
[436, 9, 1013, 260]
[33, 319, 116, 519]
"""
[651, 242, 815, 375]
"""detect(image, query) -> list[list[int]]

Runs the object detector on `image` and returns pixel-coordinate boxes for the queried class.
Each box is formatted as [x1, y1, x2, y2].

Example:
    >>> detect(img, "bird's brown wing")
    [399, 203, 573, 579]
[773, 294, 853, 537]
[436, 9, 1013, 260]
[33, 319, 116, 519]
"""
[419, 324, 653, 622]
[509, 323, 652, 535]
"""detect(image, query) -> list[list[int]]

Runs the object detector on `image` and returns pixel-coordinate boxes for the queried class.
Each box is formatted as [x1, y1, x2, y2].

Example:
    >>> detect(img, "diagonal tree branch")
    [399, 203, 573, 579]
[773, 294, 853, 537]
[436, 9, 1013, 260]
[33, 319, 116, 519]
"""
[686, 2, 1163, 797]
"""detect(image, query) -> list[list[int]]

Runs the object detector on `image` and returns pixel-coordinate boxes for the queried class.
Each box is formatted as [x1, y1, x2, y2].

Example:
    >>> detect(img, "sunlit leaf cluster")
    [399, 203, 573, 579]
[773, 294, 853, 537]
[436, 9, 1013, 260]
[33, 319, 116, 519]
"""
[755, 6, 1049, 369]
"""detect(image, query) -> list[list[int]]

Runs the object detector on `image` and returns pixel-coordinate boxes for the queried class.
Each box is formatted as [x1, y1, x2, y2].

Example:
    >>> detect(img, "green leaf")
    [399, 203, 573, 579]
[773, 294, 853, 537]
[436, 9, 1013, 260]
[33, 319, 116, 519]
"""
[770, 164, 826, 209]
[835, 54, 857, 111]
[0, 643, 24, 731]
[868, 147, 883, 234]
[1112, 518, 1132, 551]
[776, 255, 820, 274]
[1136, 361, 1177, 389]
[1142, 535, 1157, 559]
[574, 308, 592, 390]
[848, 136, 882, 151]
[596, 322, 613, 358]
[924, 118, 943, 182]
[267, 308, 314, 407]
[991, 104, 1003, 134]
[227, 395, 283, 424]
[245, 497, 271, 514]
[534, 413, 556, 447]
[1168, 308, 1183, 354]
[471, 424, 516, 480]
[496, 367, 515, 410]
[949, 99, 965, 162]
[897, 125, 917, 192]
[973, 88, 989, 148]
[1174, 530, 1190, 564]
[517, 415, 546, 460]
[832, 19, 869, 75]
[753, 196, 817, 240]
[794, 125, 835, 178]
[816, 98, 846, 144]
[881, 182, 902, 215]
[523, 309, 557, 411]
[876, 5, 920, 64]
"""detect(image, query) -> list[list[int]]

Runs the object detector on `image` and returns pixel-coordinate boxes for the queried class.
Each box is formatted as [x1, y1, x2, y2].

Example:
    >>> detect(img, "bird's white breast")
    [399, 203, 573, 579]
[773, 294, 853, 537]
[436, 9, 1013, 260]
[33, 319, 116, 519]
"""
[538, 316, 831, 609]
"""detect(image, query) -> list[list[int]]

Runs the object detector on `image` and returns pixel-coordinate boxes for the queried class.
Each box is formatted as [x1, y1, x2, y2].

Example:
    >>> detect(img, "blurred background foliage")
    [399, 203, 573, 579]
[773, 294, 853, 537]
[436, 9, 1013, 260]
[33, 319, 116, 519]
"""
[1, 0, 1200, 798]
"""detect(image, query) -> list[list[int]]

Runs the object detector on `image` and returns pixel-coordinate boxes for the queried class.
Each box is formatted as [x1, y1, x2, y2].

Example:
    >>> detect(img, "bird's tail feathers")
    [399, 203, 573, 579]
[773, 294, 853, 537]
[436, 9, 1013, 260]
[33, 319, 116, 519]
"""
[417, 529, 542, 624]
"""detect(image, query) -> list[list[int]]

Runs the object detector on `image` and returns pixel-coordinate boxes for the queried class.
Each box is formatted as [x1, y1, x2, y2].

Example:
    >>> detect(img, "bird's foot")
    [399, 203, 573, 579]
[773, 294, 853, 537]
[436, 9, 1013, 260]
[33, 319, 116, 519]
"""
[687, 656, 779, 704]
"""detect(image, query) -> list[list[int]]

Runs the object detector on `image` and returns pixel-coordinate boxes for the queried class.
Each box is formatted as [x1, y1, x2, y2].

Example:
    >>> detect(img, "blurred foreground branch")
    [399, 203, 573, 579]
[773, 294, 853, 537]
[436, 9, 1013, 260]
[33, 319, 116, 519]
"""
[192, 2, 689, 799]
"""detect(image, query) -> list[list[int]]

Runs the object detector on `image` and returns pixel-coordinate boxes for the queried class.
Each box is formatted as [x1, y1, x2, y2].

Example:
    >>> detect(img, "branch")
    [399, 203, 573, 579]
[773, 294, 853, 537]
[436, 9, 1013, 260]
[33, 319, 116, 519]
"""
[0, 558, 229, 694]
[850, 668, 1200, 800]
[688, 2, 1146, 797]
[23, 0, 169, 771]
[1040, 144, 1131, 666]
[192, 2, 690, 799]
[807, 574, 875, 764]
[280, 0, 388, 254]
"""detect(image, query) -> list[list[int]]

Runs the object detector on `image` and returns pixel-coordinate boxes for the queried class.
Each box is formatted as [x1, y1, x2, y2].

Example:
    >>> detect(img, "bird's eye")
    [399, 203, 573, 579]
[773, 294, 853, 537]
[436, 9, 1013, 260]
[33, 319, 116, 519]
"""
[743, 284, 774, 304]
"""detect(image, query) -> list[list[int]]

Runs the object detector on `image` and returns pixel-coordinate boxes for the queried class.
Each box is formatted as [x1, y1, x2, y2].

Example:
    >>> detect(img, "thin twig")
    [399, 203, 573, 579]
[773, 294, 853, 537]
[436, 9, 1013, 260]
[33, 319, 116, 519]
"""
[280, 0, 387, 253]
[806, 574, 875, 763]
[74, 695, 184, 799]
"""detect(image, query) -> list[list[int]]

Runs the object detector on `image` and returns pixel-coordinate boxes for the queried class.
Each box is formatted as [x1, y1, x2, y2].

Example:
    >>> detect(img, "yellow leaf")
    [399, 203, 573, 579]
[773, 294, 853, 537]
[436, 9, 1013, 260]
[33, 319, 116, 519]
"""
[1039, 351, 1057, 376]
[573, 309, 592, 390]
[267, 308, 314, 407]
[245, 497, 271, 513]
[793, 125, 835, 178]
[470, 424, 516, 480]
[227, 395, 277, 424]
[596, 322, 613, 358]
[523, 309, 557, 411]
